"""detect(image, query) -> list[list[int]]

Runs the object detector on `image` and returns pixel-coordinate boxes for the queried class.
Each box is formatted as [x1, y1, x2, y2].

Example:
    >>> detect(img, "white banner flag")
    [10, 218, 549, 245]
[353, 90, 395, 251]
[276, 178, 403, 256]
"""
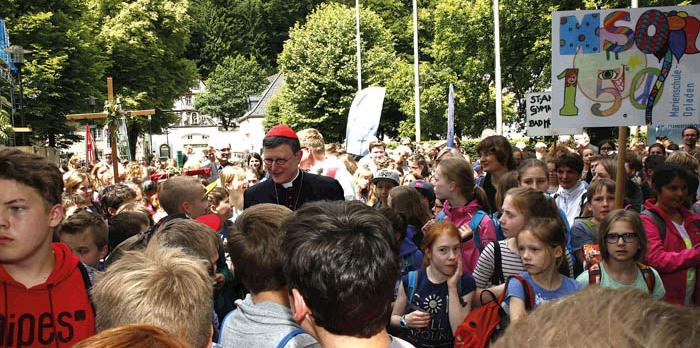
[345, 87, 386, 156]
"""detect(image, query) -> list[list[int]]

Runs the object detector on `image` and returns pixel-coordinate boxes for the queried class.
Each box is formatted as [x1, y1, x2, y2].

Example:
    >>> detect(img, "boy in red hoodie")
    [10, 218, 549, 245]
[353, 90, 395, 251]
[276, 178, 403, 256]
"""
[0, 149, 95, 347]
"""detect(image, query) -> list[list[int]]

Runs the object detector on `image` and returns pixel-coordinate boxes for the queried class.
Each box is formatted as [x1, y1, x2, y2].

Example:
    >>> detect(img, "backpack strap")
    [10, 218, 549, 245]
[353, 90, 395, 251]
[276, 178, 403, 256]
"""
[406, 270, 418, 310]
[637, 263, 656, 294]
[641, 209, 666, 242]
[457, 273, 467, 307]
[469, 210, 487, 251]
[588, 263, 602, 285]
[77, 262, 95, 314]
[276, 328, 306, 348]
[580, 219, 596, 230]
[436, 210, 446, 221]
[503, 275, 535, 310]
[490, 241, 505, 285]
[492, 212, 505, 240]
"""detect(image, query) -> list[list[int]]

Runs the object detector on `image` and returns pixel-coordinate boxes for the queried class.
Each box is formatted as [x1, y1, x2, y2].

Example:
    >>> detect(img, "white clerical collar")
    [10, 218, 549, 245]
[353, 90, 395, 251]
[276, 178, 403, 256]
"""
[281, 170, 301, 189]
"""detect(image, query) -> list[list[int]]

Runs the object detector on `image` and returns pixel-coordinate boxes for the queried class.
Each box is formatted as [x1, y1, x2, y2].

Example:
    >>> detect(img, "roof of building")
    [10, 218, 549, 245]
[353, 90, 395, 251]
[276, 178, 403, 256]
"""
[237, 73, 285, 122]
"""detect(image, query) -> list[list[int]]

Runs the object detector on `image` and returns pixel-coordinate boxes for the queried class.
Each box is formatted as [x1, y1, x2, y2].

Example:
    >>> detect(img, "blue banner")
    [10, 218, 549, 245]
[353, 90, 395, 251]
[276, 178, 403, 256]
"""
[0, 19, 17, 73]
[446, 83, 455, 148]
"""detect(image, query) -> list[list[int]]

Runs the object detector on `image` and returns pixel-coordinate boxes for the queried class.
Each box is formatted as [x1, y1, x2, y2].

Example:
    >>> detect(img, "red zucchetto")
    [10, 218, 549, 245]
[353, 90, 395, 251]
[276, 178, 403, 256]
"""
[265, 125, 298, 139]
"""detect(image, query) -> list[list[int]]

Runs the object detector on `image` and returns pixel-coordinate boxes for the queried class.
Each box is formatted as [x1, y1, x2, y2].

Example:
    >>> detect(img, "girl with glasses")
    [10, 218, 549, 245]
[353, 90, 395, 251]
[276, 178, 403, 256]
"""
[576, 210, 665, 299]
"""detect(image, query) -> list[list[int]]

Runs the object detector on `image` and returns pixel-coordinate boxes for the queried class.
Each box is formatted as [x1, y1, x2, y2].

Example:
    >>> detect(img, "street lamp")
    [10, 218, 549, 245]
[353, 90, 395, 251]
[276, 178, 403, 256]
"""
[5, 45, 32, 146]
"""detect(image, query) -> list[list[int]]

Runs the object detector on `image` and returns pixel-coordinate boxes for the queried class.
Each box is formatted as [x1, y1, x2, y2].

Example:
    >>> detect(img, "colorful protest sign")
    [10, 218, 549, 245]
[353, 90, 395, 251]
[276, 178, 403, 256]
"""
[526, 92, 581, 136]
[551, 6, 700, 128]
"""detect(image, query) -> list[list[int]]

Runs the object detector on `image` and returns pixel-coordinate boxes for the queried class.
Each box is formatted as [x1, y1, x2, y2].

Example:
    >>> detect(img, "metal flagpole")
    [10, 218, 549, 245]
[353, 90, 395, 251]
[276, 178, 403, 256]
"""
[412, 0, 421, 144]
[355, 0, 362, 91]
[493, 0, 503, 135]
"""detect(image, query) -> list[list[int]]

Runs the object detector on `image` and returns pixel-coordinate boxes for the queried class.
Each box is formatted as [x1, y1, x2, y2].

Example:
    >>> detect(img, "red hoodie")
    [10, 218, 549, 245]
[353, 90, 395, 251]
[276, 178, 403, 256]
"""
[0, 243, 95, 347]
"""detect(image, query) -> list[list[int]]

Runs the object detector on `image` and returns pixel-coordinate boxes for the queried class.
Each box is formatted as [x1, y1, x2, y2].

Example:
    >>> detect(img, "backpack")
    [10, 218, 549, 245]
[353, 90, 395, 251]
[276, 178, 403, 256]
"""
[641, 209, 667, 242]
[453, 275, 535, 348]
[641, 208, 700, 243]
[435, 210, 503, 251]
[588, 263, 656, 294]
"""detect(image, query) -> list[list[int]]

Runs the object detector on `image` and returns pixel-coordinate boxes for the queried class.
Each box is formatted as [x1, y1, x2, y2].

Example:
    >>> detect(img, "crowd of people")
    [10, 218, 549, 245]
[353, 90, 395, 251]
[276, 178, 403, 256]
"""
[2, 124, 700, 348]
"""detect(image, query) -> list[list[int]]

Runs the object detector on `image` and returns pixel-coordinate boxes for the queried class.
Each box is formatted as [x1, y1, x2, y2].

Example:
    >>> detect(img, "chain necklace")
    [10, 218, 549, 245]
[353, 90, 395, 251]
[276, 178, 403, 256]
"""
[273, 171, 304, 210]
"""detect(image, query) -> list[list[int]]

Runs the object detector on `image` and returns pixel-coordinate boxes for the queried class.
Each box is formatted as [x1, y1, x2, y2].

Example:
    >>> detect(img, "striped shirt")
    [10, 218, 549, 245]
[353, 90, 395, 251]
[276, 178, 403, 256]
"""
[472, 239, 576, 288]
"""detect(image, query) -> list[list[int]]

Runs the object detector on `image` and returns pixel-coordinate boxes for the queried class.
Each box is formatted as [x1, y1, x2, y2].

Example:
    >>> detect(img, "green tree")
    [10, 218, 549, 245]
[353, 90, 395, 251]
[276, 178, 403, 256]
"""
[2, 0, 109, 147]
[195, 55, 268, 130]
[189, 0, 324, 78]
[266, 3, 400, 142]
[0, 106, 10, 144]
[94, 0, 198, 158]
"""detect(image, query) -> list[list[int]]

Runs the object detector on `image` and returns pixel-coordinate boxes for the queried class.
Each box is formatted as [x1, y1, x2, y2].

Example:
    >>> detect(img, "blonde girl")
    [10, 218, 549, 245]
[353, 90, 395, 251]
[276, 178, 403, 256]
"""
[218, 166, 248, 219]
[353, 165, 376, 206]
[471, 188, 574, 303]
[432, 157, 496, 273]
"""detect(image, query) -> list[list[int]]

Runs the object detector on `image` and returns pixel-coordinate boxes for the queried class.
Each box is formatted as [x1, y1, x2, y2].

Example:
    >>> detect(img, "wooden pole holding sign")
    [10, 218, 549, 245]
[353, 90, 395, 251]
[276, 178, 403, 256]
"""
[614, 127, 628, 209]
[66, 77, 155, 182]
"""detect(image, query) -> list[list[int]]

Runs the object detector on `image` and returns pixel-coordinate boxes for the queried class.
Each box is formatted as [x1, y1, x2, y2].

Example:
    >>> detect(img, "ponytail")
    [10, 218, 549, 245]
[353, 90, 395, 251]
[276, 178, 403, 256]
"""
[473, 185, 491, 213]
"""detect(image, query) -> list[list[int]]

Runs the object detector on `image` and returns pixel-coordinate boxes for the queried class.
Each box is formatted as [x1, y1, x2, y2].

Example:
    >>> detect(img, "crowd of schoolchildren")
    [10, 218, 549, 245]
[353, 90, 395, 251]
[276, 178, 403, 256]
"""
[2, 125, 700, 348]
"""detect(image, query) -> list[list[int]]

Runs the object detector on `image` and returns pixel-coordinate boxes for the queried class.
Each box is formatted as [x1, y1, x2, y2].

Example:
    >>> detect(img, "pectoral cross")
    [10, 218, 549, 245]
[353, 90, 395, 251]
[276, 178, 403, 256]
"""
[66, 77, 155, 182]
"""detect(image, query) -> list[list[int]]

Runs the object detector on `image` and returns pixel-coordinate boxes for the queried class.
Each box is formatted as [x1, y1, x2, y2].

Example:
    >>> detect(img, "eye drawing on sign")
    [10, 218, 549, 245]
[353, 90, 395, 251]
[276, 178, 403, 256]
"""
[573, 49, 647, 117]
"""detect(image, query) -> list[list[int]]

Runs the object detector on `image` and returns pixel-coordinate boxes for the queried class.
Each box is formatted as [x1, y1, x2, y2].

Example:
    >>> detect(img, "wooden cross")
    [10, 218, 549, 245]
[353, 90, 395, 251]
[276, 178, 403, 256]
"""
[66, 77, 155, 182]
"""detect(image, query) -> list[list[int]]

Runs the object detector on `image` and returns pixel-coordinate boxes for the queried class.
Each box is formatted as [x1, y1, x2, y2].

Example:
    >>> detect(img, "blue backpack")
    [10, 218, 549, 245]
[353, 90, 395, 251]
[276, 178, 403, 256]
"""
[435, 210, 504, 251]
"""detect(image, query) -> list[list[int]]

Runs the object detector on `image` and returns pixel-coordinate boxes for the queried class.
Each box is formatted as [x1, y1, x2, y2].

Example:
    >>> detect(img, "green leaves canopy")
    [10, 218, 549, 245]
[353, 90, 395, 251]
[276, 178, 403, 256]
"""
[195, 55, 268, 130]
[266, 3, 399, 142]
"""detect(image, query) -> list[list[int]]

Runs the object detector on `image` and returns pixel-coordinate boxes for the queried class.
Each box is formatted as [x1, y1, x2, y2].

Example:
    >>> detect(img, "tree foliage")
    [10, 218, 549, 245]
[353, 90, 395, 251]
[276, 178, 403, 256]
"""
[93, 0, 198, 157]
[266, 3, 400, 142]
[0, 105, 10, 144]
[195, 55, 268, 130]
[1, 0, 109, 147]
[189, 0, 324, 78]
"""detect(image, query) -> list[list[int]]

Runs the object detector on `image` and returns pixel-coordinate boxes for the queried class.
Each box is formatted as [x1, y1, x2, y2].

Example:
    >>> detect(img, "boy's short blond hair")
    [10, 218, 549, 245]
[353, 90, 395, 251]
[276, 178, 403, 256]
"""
[150, 219, 219, 261]
[493, 287, 700, 347]
[298, 128, 325, 155]
[218, 166, 246, 189]
[158, 176, 204, 214]
[93, 245, 213, 348]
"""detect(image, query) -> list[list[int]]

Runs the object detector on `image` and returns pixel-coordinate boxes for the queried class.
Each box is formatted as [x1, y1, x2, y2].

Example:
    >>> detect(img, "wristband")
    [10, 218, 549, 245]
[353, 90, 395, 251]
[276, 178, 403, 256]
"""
[399, 315, 408, 329]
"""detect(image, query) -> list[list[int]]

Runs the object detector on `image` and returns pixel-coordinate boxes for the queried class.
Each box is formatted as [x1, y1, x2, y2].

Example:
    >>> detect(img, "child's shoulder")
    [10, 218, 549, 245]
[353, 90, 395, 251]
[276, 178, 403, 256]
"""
[561, 275, 583, 291]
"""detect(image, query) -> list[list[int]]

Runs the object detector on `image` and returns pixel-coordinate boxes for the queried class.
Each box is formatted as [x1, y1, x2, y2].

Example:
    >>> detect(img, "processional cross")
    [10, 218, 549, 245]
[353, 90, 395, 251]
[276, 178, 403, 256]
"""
[66, 77, 155, 182]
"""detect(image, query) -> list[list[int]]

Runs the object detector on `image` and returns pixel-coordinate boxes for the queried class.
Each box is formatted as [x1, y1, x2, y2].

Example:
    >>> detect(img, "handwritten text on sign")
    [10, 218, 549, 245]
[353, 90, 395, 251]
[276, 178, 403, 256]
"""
[527, 92, 581, 136]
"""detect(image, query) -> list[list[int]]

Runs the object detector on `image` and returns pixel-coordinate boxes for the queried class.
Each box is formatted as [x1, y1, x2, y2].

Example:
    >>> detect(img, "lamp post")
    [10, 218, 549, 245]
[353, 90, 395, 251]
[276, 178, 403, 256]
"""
[5, 45, 32, 146]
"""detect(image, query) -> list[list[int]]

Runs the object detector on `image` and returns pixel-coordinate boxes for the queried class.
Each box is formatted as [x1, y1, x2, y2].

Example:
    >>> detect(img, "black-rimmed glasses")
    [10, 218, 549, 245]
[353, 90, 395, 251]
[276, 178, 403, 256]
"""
[605, 232, 639, 244]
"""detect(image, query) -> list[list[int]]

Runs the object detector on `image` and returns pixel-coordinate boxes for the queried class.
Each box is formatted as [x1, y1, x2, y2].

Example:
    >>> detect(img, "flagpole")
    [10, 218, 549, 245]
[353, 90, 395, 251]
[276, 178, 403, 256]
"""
[493, 0, 503, 135]
[355, 0, 362, 91]
[412, 0, 421, 144]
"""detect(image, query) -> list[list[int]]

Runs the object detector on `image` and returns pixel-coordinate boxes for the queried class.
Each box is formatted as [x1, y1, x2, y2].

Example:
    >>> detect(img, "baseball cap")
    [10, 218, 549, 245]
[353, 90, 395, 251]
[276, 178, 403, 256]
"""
[409, 180, 436, 203]
[372, 169, 400, 186]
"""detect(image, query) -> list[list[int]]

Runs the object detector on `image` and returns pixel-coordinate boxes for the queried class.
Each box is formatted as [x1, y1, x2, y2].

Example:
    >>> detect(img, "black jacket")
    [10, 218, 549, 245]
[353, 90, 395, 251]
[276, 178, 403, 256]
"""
[243, 170, 344, 210]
